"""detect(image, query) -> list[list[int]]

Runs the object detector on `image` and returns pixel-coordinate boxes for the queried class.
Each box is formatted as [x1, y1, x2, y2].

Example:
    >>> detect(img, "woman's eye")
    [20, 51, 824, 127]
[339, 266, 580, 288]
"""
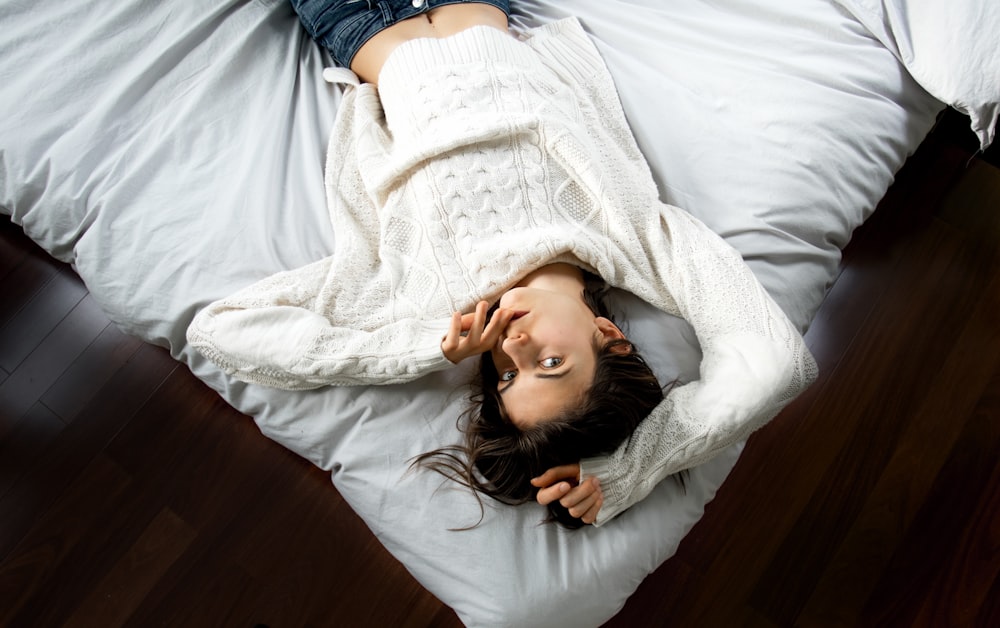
[500, 370, 517, 382]
[540, 357, 563, 369]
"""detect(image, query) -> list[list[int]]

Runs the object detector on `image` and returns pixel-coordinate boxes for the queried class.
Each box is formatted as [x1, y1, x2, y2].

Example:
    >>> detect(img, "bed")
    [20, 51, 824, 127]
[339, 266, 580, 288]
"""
[1, 0, 996, 626]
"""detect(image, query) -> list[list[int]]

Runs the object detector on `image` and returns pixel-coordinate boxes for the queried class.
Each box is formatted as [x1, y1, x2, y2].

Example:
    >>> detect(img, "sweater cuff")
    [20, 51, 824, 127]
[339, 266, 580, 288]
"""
[579, 455, 626, 527]
[407, 318, 455, 374]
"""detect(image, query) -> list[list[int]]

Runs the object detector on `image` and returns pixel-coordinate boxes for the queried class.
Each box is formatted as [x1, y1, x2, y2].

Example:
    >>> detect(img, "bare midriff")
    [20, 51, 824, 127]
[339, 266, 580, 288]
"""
[350, 3, 509, 83]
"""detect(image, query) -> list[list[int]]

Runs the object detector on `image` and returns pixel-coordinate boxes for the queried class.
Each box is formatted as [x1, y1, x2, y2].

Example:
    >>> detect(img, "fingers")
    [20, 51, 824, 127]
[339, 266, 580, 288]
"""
[535, 477, 603, 523]
[464, 303, 513, 350]
[531, 464, 580, 488]
[561, 477, 603, 524]
[443, 302, 518, 364]
[576, 493, 603, 525]
[481, 305, 513, 346]
[531, 464, 604, 524]
[532, 463, 581, 506]
[441, 311, 464, 362]
[535, 481, 571, 506]
[462, 301, 489, 345]
[444, 303, 493, 362]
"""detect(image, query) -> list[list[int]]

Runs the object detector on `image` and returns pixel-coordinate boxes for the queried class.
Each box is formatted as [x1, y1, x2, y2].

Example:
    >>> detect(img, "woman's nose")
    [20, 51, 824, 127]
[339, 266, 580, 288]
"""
[503, 332, 523, 348]
[502, 333, 531, 359]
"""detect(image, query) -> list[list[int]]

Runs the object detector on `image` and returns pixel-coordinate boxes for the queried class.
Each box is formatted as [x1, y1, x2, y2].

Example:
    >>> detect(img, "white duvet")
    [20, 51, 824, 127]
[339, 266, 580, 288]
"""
[2, 0, 995, 625]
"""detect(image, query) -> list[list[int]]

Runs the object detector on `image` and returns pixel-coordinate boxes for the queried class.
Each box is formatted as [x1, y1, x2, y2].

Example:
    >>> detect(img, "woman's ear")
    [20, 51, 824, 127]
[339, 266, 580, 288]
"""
[595, 317, 630, 354]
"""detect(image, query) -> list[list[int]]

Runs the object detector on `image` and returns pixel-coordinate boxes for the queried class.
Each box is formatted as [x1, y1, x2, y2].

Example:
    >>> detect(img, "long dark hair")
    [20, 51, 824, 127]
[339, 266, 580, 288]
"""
[414, 275, 667, 529]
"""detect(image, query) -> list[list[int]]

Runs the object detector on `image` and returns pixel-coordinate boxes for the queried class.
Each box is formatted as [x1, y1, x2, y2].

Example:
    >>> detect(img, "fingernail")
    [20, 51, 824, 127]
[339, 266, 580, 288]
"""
[559, 482, 570, 493]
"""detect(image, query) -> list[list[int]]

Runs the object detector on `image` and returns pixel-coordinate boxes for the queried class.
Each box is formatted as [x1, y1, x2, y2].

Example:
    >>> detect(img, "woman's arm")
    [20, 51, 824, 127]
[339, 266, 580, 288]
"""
[187, 257, 454, 390]
[570, 204, 818, 526]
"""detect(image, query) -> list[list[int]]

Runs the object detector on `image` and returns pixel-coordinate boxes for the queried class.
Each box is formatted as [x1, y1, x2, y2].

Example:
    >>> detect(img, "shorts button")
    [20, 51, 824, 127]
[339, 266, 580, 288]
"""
[412, 0, 425, 8]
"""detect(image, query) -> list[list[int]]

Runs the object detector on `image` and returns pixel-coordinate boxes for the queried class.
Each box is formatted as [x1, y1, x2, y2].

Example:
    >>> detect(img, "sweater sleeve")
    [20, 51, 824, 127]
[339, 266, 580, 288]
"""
[186, 257, 453, 390]
[580, 204, 818, 525]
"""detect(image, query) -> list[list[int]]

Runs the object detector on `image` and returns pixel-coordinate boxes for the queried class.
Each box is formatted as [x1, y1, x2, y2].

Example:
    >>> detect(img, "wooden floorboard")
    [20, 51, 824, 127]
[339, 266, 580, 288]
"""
[1, 110, 998, 627]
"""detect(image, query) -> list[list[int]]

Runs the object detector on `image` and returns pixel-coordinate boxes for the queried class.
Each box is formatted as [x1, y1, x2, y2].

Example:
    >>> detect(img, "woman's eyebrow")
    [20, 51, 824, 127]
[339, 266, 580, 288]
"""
[498, 367, 572, 396]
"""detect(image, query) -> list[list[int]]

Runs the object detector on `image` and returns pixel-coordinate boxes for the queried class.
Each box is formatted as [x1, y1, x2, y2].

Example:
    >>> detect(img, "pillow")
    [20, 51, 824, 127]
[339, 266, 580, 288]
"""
[835, 0, 1000, 148]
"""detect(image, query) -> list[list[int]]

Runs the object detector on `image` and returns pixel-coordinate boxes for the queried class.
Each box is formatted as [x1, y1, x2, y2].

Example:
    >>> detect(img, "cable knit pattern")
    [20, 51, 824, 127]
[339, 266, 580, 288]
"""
[186, 18, 816, 521]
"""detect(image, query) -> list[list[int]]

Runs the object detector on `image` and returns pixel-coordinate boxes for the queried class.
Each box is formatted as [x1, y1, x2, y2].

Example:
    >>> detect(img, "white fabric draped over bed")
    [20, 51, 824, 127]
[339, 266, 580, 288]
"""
[2, 0, 996, 625]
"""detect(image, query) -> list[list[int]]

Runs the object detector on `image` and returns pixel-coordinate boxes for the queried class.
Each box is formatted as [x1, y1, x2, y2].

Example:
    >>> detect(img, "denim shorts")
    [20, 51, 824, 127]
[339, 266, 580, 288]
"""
[290, 0, 511, 68]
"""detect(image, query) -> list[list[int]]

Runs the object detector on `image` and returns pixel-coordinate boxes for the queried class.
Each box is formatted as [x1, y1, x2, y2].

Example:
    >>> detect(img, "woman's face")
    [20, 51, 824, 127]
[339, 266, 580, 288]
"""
[489, 286, 623, 427]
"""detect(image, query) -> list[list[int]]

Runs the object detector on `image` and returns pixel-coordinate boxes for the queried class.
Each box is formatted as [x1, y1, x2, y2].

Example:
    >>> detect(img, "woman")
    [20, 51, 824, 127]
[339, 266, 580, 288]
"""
[188, 0, 817, 526]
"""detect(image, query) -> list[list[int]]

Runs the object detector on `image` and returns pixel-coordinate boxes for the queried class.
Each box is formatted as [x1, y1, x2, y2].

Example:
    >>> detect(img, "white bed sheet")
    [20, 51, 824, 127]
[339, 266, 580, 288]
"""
[0, 0, 961, 625]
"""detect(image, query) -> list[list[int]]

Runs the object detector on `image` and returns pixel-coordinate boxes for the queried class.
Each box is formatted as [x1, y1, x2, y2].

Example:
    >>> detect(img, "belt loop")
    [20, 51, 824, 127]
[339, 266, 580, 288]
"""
[377, 1, 393, 25]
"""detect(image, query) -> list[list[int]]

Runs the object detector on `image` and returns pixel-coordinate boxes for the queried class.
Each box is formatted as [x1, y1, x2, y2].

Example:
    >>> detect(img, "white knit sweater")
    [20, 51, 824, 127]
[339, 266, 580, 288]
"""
[187, 19, 817, 525]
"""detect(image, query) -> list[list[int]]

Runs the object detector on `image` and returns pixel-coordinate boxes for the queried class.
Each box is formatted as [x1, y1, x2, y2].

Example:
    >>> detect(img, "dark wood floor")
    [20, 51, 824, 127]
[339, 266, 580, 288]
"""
[2, 110, 998, 627]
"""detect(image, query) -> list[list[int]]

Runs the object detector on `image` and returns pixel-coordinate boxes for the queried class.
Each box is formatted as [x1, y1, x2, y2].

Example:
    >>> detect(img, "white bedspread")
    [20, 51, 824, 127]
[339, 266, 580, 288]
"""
[4, 0, 989, 625]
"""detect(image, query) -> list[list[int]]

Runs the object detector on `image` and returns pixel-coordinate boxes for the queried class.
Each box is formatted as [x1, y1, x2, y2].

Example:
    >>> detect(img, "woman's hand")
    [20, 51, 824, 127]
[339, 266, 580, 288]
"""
[532, 464, 603, 525]
[441, 301, 513, 364]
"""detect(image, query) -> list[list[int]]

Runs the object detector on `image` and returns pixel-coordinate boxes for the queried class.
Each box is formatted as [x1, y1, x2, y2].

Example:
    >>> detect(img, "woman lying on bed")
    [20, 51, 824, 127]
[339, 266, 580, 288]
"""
[187, 0, 817, 527]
